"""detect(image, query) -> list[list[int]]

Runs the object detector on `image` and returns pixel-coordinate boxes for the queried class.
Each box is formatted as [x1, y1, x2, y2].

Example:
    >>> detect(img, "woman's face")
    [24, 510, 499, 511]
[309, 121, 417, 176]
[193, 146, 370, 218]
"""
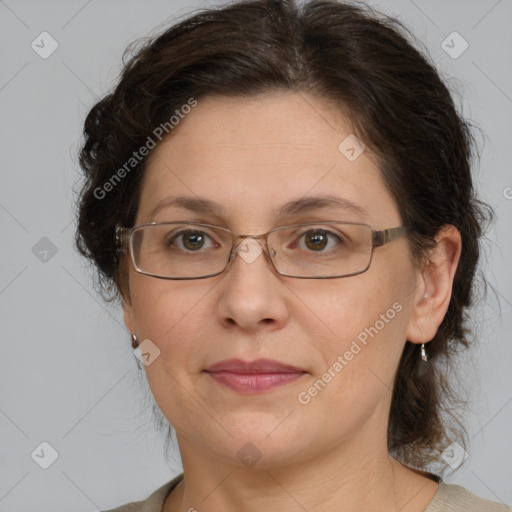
[123, 92, 424, 468]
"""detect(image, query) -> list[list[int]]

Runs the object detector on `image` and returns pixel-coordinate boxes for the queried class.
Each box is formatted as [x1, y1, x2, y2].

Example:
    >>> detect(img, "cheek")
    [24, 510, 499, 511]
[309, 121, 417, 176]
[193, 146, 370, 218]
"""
[129, 275, 211, 370]
[129, 270, 199, 332]
[302, 266, 409, 338]
[301, 261, 414, 390]
[129, 277, 214, 427]
[292, 283, 408, 439]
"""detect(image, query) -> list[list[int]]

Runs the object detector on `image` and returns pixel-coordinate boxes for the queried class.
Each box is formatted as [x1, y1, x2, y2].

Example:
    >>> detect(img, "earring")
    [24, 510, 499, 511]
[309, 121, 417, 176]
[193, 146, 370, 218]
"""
[421, 343, 428, 362]
[131, 333, 139, 349]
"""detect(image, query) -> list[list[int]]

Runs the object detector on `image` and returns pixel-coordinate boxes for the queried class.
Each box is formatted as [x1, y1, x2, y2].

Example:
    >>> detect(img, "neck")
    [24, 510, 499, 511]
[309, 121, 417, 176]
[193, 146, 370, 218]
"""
[164, 430, 438, 512]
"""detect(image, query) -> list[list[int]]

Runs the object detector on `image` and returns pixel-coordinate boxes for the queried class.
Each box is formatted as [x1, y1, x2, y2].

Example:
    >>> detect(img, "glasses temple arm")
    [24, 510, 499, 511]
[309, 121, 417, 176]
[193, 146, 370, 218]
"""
[372, 226, 409, 247]
[115, 224, 131, 255]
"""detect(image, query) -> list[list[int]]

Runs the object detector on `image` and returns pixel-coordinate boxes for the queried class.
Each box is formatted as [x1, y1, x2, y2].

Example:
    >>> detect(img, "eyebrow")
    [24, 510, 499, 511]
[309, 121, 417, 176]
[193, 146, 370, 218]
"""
[149, 193, 369, 220]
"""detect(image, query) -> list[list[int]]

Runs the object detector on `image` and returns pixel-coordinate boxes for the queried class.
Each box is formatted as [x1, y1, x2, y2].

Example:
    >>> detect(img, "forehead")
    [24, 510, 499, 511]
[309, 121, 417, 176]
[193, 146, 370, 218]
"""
[136, 92, 400, 229]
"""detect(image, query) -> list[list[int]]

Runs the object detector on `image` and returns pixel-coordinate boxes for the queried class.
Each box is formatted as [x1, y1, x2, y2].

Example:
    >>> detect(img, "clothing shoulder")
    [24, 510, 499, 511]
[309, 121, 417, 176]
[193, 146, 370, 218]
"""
[102, 474, 184, 512]
[425, 481, 512, 512]
[102, 475, 512, 512]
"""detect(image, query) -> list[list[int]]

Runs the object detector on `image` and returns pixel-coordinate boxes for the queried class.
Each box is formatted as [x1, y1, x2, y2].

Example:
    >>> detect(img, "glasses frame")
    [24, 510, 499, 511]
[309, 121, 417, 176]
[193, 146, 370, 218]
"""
[115, 221, 408, 280]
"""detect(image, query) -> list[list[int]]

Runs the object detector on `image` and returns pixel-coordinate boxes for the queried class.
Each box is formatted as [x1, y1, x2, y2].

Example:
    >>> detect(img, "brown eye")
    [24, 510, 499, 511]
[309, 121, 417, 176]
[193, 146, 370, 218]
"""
[168, 230, 214, 251]
[304, 230, 328, 251]
[300, 229, 344, 252]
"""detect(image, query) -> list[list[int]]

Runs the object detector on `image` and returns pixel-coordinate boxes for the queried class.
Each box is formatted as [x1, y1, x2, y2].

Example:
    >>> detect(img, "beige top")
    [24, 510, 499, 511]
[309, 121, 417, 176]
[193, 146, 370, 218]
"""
[103, 473, 512, 512]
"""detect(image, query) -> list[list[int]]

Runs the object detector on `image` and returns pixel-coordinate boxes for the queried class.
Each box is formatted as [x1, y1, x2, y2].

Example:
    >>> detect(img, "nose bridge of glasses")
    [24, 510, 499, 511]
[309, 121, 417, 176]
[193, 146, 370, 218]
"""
[231, 232, 276, 261]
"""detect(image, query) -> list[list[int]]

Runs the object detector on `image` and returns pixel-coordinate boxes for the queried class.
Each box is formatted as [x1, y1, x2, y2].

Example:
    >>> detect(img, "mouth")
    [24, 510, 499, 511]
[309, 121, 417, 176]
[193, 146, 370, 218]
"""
[204, 358, 307, 394]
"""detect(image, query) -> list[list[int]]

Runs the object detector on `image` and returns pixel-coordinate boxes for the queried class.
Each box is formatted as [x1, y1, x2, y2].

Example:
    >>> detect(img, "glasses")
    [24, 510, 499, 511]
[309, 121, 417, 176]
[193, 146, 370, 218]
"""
[115, 221, 408, 280]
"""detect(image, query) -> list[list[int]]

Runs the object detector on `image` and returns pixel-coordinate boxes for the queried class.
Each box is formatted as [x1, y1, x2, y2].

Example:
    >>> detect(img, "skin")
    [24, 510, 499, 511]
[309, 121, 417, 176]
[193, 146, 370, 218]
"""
[122, 92, 461, 512]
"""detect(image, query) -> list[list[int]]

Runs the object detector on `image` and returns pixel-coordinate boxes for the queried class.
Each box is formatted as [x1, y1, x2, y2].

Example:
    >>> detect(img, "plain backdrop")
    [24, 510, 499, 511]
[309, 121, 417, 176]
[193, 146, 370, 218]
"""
[1, 0, 511, 510]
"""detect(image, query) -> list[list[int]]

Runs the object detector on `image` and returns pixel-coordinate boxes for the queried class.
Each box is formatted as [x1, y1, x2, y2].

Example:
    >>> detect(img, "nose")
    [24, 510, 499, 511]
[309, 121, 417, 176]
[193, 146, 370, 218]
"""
[214, 237, 290, 332]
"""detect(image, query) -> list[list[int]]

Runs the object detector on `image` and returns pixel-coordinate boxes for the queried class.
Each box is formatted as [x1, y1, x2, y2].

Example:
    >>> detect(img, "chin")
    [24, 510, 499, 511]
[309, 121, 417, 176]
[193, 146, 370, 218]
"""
[194, 417, 314, 467]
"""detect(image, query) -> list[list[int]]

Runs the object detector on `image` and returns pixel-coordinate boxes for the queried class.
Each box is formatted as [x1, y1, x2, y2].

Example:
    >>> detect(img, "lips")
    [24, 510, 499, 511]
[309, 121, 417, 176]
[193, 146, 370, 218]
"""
[206, 358, 305, 373]
[204, 358, 307, 393]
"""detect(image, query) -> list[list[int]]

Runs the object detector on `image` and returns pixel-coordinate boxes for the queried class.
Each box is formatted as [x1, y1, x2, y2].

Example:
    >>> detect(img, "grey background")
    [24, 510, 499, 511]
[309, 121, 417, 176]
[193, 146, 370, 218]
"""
[1, 0, 511, 510]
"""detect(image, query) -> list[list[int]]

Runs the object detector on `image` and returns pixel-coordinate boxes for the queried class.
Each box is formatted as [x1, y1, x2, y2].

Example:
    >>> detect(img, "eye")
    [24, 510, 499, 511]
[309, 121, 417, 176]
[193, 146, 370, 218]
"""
[293, 228, 346, 252]
[166, 229, 219, 252]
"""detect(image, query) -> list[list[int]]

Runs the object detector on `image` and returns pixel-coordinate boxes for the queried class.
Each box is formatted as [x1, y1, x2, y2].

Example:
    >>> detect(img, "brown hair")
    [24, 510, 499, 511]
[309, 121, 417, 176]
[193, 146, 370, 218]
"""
[74, 0, 493, 475]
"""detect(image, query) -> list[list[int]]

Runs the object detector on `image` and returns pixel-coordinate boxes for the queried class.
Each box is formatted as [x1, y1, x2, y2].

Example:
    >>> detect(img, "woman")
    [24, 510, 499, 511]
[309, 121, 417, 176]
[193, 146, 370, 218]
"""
[75, 0, 511, 510]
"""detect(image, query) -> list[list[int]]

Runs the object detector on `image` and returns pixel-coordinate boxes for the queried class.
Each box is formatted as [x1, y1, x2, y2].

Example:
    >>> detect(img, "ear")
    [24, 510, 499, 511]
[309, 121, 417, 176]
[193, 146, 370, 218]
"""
[405, 225, 462, 344]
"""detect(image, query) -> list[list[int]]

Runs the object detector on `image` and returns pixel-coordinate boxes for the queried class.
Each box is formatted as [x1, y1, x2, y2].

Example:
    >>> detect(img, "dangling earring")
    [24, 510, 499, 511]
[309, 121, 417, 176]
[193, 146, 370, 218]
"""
[421, 343, 428, 362]
[131, 333, 139, 349]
